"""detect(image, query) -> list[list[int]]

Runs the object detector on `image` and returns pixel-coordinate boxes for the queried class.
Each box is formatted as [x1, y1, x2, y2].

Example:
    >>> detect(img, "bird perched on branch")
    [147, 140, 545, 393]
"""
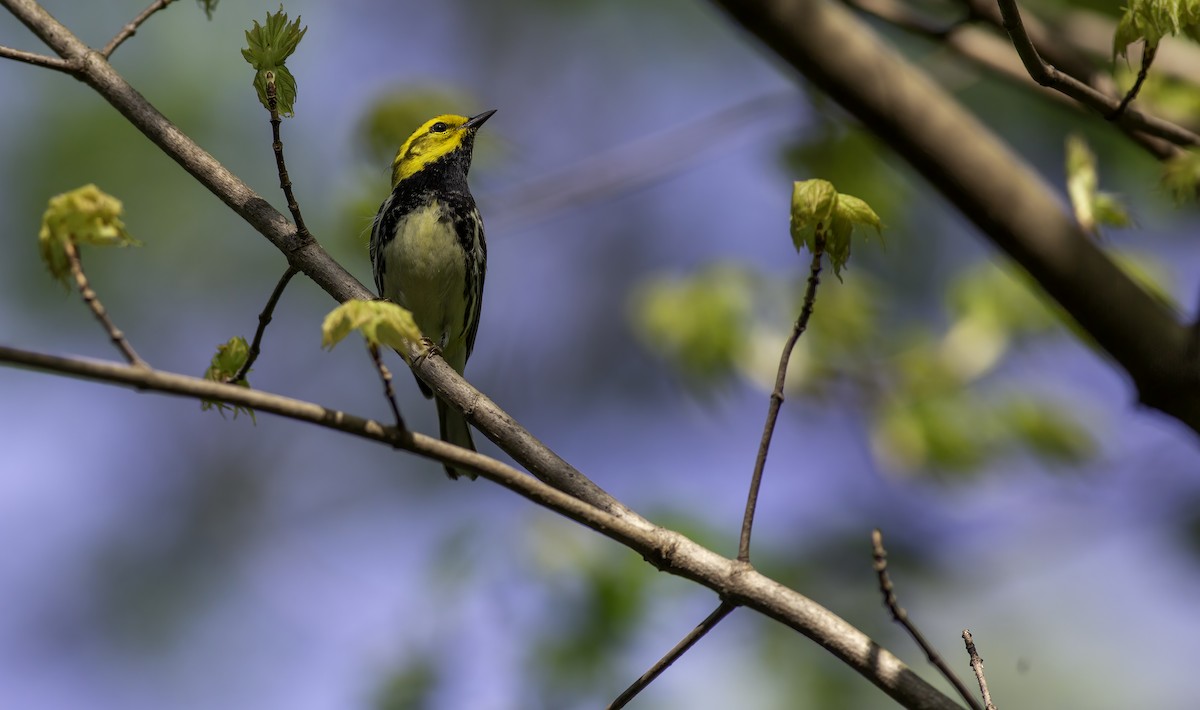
[369, 109, 495, 479]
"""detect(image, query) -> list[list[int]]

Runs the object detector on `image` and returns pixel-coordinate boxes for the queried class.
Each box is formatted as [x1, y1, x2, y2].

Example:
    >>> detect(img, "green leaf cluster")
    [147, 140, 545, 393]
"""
[1114, 0, 1200, 58]
[322, 300, 421, 354]
[630, 256, 1112, 477]
[1064, 134, 1131, 237]
[241, 8, 307, 116]
[38, 184, 138, 286]
[1162, 149, 1200, 202]
[790, 179, 881, 279]
[874, 393, 1093, 474]
[629, 265, 755, 384]
[201, 337, 255, 421]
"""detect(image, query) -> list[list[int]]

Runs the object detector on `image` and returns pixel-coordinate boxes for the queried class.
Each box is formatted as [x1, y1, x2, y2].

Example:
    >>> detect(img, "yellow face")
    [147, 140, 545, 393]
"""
[390, 114, 472, 186]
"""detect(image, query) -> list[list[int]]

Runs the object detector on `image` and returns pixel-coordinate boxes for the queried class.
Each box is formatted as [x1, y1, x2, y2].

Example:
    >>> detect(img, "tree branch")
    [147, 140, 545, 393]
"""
[0, 0, 632, 518]
[711, 0, 1200, 435]
[265, 73, 311, 240]
[1109, 42, 1156, 120]
[844, 0, 1179, 160]
[230, 265, 298, 384]
[739, 242, 823, 562]
[873, 530, 981, 710]
[101, 0, 177, 59]
[0, 342, 963, 710]
[63, 240, 147, 367]
[368, 343, 406, 430]
[993, 0, 1199, 147]
[0, 43, 71, 72]
[609, 602, 736, 709]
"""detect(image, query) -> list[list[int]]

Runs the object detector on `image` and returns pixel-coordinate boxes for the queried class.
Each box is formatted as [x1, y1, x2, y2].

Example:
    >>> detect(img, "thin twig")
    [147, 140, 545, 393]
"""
[848, 0, 1179, 160]
[995, 0, 1200, 148]
[63, 240, 147, 368]
[608, 602, 736, 709]
[0, 43, 71, 71]
[265, 72, 311, 240]
[229, 265, 298, 383]
[368, 343, 406, 430]
[872, 529, 982, 710]
[962, 629, 998, 710]
[101, 0, 177, 58]
[738, 240, 824, 563]
[1109, 42, 1157, 120]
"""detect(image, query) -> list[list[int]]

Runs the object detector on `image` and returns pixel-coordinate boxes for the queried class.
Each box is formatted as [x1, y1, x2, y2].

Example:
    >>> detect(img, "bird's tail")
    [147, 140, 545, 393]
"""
[437, 398, 477, 480]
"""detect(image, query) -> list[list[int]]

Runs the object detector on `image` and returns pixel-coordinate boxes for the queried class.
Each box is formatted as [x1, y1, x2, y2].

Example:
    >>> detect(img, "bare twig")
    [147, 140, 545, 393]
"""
[368, 343, 406, 430]
[0, 43, 71, 71]
[609, 602, 736, 709]
[265, 73, 311, 240]
[962, 629, 997, 710]
[101, 0, 177, 58]
[738, 240, 824, 563]
[63, 240, 147, 368]
[872, 529, 982, 710]
[228, 265, 297, 383]
[1110, 42, 1157, 120]
[0, 342, 964, 710]
[995, 0, 1200, 148]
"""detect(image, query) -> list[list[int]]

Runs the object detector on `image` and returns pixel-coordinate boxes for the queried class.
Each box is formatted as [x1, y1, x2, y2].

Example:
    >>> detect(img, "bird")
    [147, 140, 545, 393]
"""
[369, 110, 495, 479]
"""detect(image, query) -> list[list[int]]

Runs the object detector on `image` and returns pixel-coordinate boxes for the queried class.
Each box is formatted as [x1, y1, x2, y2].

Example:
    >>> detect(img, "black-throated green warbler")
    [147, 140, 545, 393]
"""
[369, 110, 495, 480]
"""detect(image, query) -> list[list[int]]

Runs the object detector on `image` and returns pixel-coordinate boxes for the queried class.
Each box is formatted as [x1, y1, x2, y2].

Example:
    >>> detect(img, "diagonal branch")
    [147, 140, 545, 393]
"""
[0, 0, 630, 518]
[873, 530, 982, 710]
[0, 43, 71, 71]
[1109, 41, 1156, 120]
[609, 602, 736, 709]
[844, 0, 1179, 160]
[63, 240, 147, 367]
[711, 0, 1200, 435]
[229, 265, 298, 384]
[994, 0, 1199, 148]
[101, 0, 178, 59]
[0, 342, 964, 710]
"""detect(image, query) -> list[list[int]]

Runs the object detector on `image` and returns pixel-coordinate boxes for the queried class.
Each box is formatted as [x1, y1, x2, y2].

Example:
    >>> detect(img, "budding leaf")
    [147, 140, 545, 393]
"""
[1114, 0, 1200, 59]
[197, 0, 218, 19]
[1065, 135, 1130, 237]
[790, 179, 882, 280]
[201, 337, 256, 422]
[790, 178, 838, 254]
[38, 184, 138, 287]
[322, 300, 422, 354]
[241, 7, 306, 116]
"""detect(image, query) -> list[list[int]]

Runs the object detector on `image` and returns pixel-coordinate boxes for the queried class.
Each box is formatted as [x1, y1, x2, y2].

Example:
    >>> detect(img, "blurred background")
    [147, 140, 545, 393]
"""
[2, 0, 1200, 708]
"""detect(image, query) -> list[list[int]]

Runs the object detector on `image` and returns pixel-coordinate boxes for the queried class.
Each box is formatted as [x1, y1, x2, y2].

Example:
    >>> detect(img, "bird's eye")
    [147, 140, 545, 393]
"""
[430, 122, 448, 133]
